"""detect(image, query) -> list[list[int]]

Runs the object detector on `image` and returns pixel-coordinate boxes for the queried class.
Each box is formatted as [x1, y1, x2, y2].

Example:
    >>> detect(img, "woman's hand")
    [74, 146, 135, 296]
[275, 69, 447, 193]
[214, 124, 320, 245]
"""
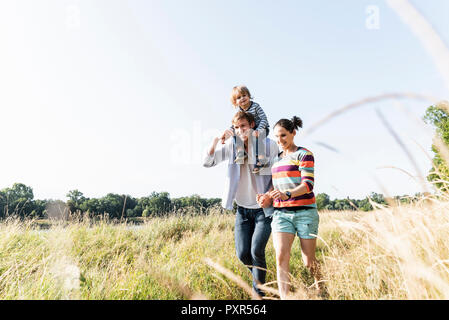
[269, 189, 289, 201]
[256, 193, 273, 208]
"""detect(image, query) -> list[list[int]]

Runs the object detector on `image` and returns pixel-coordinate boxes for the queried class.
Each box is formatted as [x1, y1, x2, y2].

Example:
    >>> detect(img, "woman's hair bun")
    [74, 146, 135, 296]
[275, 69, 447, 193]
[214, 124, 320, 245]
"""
[291, 116, 303, 129]
[273, 116, 303, 133]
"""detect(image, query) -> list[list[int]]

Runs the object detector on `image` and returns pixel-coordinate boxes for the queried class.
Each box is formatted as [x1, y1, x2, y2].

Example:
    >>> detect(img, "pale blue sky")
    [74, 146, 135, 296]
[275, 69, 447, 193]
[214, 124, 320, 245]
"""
[0, 0, 448, 201]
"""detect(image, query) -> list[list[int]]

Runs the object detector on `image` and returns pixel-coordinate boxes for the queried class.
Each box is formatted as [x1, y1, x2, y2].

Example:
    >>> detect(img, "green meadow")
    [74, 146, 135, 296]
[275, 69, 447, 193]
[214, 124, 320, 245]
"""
[2, 197, 449, 300]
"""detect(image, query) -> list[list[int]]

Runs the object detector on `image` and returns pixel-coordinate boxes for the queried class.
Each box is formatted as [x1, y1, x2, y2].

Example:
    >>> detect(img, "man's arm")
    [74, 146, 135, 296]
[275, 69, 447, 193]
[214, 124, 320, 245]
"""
[203, 130, 233, 168]
[207, 137, 220, 157]
[270, 183, 310, 201]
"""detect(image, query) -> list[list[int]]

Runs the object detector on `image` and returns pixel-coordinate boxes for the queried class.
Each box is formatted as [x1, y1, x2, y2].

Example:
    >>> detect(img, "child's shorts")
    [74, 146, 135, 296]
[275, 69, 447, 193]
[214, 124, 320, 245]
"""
[271, 207, 319, 239]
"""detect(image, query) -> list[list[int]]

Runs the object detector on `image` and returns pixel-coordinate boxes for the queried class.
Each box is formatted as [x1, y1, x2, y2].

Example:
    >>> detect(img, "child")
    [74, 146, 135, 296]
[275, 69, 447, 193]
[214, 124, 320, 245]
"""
[221, 85, 270, 174]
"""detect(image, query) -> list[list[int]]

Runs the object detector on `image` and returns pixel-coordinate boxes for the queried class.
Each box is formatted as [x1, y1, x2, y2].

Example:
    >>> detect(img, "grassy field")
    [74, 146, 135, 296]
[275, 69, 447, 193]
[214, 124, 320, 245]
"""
[1, 198, 449, 300]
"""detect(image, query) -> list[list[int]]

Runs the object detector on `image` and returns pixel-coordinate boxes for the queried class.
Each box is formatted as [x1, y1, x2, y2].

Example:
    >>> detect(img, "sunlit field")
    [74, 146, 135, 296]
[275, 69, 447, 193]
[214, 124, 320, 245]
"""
[2, 195, 449, 300]
[1, 1, 449, 300]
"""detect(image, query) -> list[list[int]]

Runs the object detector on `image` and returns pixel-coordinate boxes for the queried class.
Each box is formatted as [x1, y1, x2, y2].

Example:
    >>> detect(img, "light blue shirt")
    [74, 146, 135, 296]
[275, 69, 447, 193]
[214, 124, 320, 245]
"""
[203, 137, 279, 217]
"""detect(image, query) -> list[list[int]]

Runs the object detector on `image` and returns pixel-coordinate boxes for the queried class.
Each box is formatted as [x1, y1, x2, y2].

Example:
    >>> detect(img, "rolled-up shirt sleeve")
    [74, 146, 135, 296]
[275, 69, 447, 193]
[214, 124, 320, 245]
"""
[203, 142, 231, 168]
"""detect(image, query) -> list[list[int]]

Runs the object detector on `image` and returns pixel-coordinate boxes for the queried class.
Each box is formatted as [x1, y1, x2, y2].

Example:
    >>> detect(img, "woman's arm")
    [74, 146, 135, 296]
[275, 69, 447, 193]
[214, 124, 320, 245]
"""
[270, 149, 315, 200]
[270, 183, 309, 201]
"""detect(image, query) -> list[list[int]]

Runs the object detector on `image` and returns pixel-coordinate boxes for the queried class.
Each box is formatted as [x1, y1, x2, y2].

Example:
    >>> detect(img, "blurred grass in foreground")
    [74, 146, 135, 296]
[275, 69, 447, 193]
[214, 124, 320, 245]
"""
[2, 197, 449, 300]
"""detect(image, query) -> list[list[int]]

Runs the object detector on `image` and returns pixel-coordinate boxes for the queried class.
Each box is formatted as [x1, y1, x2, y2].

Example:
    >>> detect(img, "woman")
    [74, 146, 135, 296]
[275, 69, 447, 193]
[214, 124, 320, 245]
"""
[265, 116, 322, 299]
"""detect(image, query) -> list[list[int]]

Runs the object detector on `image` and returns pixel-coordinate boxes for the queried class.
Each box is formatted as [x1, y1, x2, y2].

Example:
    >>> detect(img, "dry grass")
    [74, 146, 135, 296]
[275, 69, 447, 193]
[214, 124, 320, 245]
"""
[317, 199, 449, 300]
[2, 198, 449, 300]
[206, 196, 449, 300]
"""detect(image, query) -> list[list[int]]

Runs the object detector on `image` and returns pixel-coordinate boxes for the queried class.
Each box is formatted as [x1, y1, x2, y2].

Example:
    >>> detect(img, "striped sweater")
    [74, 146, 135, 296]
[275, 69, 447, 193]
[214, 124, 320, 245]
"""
[271, 147, 316, 209]
[237, 102, 270, 134]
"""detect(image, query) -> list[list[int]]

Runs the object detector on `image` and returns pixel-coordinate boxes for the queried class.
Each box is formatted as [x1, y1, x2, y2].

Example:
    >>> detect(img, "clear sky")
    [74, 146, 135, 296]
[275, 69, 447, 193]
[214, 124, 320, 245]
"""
[0, 0, 448, 201]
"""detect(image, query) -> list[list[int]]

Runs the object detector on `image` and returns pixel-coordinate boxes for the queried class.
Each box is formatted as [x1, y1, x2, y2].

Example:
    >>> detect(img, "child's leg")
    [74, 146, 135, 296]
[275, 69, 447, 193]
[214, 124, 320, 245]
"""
[252, 134, 261, 173]
[234, 135, 246, 164]
[256, 129, 268, 166]
[255, 135, 259, 164]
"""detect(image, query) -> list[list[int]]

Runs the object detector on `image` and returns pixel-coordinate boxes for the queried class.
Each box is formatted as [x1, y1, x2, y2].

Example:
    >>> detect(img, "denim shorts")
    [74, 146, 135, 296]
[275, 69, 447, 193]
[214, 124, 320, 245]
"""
[271, 207, 319, 239]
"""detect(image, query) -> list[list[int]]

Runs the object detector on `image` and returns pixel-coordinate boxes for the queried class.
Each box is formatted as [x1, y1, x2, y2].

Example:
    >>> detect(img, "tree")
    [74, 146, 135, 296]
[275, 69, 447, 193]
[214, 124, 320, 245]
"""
[423, 102, 449, 191]
[66, 189, 86, 213]
[358, 198, 373, 211]
[0, 183, 34, 217]
[32, 199, 48, 218]
[368, 192, 387, 207]
[316, 193, 330, 211]
[66, 190, 85, 203]
[0, 190, 6, 218]
[142, 208, 150, 217]
[98, 193, 135, 219]
[146, 192, 171, 216]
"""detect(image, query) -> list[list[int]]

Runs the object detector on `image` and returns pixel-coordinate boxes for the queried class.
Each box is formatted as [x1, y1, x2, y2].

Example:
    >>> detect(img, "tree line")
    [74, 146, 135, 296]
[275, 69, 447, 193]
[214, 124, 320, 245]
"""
[315, 192, 429, 211]
[0, 183, 224, 220]
[0, 182, 422, 220]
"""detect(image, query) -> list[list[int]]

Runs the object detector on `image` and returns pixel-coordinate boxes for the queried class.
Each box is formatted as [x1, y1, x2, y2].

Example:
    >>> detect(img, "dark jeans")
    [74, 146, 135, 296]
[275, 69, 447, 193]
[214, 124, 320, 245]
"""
[234, 206, 272, 297]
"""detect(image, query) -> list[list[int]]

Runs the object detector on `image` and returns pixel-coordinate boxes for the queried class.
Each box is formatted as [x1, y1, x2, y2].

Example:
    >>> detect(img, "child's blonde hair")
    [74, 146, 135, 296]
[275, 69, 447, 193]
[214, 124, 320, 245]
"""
[230, 85, 252, 107]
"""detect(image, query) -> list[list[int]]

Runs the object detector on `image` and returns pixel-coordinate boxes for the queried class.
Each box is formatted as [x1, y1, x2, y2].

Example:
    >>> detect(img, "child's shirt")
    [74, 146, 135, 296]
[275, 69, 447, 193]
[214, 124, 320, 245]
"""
[235, 101, 270, 134]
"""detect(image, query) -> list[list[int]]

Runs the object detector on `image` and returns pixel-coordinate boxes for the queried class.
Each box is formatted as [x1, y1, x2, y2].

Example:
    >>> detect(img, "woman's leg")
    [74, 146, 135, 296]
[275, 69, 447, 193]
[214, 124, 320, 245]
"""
[299, 238, 322, 290]
[272, 232, 295, 299]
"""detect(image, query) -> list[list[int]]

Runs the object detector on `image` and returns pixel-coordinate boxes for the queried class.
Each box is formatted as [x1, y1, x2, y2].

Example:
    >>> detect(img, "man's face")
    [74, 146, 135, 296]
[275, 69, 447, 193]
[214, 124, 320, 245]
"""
[233, 118, 254, 142]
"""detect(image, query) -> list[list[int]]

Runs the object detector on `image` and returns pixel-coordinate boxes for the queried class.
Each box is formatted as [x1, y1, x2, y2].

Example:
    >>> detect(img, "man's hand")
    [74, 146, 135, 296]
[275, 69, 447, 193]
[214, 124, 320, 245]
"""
[257, 193, 273, 208]
[220, 129, 234, 144]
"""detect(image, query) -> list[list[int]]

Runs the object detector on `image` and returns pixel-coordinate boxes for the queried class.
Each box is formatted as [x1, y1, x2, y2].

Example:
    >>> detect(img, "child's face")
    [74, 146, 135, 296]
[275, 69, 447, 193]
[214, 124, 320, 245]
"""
[234, 93, 251, 109]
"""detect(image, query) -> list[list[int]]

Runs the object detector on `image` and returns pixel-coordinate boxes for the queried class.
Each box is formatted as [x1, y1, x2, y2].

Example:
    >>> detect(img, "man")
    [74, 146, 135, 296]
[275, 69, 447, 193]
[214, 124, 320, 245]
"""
[203, 111, 278, 298]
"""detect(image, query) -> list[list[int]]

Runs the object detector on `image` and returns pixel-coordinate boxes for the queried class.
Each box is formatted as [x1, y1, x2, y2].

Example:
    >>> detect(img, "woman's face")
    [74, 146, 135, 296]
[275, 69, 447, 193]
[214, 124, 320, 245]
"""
[274, 125, 295, 150]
